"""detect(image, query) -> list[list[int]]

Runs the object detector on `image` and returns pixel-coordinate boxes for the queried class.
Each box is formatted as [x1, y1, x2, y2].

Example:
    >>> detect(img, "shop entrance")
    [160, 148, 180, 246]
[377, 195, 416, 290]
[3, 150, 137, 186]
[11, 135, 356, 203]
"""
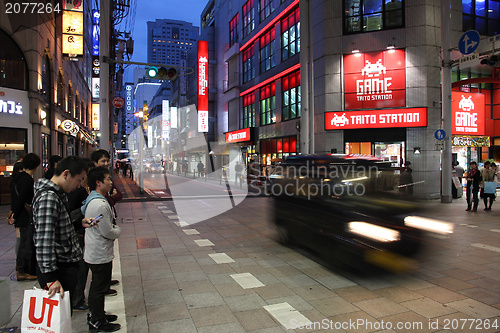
[344, 128, 407, 167]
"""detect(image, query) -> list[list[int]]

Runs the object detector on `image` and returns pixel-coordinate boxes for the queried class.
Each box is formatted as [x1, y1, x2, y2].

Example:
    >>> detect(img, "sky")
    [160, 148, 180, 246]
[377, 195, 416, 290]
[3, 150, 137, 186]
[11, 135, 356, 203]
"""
[123, 0, 207, 79]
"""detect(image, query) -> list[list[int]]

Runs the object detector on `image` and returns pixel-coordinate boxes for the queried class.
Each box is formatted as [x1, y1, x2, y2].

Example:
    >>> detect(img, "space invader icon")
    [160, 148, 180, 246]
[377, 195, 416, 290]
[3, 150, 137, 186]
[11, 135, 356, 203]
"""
[459, 95, 474, 112]
[361, 59, 386, 78]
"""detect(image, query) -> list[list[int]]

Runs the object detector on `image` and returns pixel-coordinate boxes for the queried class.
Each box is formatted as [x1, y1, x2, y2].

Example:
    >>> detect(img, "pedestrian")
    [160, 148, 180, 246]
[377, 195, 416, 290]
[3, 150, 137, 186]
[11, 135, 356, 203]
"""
[234, 162, 243, 187]
[455, 161, 465, 182]
[67, 158, 94, 311]
[32, 156, 92, 309]
[197, 161, 204, 177]
[44, 155, 62, 180]
[11, 154, 40, 280]
[465, 161, 481, 212]
[399, 161, 413, 195]
[480, 161, 495, 211]
[81, 167, 121, 333]
[128, 163, 133, 180]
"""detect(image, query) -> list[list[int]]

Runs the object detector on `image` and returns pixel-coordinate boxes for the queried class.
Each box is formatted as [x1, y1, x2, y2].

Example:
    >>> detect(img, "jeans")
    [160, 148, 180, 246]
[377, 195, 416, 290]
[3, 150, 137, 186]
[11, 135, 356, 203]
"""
[88, 262, 112, 321]
[466, 184, 479, 210]
[73, 234, 89, 307]
[17, 224, 37, 275]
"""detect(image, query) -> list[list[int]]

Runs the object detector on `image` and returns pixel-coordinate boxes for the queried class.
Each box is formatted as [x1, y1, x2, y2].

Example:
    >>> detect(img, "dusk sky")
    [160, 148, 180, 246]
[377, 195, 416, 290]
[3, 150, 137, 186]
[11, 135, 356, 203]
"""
[124, 0, 207, 80]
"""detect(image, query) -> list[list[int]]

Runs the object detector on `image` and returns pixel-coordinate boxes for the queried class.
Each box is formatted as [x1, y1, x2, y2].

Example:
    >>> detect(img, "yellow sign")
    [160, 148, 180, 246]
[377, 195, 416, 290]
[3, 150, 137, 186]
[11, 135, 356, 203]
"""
[63, 34, 83, 55]
[92, 103, 100, 130]
[63, 11, 84, 35]
[452, 135, 490, 147]
[61, 119, 75, 131]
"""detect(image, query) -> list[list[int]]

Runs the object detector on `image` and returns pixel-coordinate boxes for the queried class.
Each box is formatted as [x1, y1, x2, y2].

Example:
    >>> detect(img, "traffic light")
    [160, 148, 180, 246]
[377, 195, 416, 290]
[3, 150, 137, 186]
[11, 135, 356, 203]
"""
[480, 55, 498, 67]
[146, 66, 178, 80]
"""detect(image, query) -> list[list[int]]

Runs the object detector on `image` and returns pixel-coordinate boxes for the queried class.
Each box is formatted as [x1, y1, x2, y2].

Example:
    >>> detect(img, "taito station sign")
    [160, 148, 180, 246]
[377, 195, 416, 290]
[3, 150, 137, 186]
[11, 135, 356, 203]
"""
[325, 107, 427, 130]
[226, 128, 251, 143]
[452, 91, 485, 135]
[344, 49, 405, 110]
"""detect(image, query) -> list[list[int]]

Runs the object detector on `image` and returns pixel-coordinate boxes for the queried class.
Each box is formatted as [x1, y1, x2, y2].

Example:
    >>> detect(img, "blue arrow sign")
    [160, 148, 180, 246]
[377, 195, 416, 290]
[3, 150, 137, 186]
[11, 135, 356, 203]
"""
[459, 30, 480, 55]
[435, 129, 446, 141]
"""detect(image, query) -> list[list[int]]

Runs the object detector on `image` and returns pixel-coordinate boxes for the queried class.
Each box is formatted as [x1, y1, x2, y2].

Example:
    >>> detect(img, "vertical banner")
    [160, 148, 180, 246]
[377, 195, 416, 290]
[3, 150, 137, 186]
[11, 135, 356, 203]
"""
[92, 103, 100, 130]
[62, 0, 84, 58]
[162, 100, 170, 140]
[451, 92, 485, 135]
[198, 41, 209, 132]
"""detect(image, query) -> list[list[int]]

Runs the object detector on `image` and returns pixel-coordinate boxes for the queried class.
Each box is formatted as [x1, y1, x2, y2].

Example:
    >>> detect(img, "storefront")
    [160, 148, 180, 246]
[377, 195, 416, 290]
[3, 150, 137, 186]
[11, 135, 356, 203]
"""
[0, 87, 32, 204]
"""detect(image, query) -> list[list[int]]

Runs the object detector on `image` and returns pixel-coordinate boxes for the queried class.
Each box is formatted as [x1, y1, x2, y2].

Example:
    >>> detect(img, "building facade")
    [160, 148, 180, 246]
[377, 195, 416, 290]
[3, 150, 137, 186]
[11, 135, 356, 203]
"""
[0, 0, 95, 204]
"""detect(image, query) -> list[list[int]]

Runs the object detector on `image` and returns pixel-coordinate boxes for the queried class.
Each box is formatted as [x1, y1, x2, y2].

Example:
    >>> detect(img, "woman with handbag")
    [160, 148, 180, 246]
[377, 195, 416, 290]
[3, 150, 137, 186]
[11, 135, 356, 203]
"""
[480, 161, 496, 211]
[465, 161, 481, 212]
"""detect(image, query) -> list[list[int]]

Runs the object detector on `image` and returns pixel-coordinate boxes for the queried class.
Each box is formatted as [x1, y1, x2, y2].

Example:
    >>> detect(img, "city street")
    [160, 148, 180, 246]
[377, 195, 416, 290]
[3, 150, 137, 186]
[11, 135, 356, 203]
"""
[2, 176, 500, 332]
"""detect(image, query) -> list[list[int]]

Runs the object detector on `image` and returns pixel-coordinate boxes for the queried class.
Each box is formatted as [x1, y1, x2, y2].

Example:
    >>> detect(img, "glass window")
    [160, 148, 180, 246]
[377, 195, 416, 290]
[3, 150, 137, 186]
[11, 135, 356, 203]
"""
[229, 14, 239, 47]
[57, 73, 65, 110]
[462, 0, 500, 35]
[282, 70, 301, 121]
[260, 29, 275, 73]
[259, 0, 275, 22]
[243, 46, 255, 83]
[0, 29, 28, 90]
[260, 83, 276, 125]
[242, 93, 255, 128]
[344, 0, 404, 34]
[281, 8, 300, 61]
[243, 0, 255, 38]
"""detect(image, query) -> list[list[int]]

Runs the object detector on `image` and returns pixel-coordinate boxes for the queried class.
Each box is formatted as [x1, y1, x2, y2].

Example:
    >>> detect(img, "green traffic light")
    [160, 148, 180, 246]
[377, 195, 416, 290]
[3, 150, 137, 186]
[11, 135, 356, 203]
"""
[147, 66, 158, 78]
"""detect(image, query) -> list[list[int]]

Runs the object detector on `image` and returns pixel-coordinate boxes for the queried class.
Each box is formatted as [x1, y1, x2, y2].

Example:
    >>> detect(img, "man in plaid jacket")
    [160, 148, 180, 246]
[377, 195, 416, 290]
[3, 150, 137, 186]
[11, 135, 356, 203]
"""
[32, 156, 93, 307]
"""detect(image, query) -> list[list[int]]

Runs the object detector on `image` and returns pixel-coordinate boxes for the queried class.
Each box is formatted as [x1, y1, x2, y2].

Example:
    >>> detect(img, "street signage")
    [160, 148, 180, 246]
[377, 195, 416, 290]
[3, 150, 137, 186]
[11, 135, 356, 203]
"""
[488, 34, 500, 45]
[458, 30, 480, 55]
[112, 96, 124, 108]
[435, 141, 445, 151]
[434, 129, 446, 141]
[459, 53, 480, 69]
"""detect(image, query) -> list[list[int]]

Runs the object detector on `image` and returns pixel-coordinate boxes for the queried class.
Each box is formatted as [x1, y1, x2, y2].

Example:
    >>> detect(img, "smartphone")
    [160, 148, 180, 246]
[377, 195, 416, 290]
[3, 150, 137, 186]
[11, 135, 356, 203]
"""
[89, 214, 103, 226]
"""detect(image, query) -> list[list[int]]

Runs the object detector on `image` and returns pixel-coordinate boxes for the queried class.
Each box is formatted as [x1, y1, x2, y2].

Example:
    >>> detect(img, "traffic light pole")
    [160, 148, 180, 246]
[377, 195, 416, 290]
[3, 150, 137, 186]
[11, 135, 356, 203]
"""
[441, 0, 452, 203]
[102, 57, 194, 75]
[100, 0, 110, 151]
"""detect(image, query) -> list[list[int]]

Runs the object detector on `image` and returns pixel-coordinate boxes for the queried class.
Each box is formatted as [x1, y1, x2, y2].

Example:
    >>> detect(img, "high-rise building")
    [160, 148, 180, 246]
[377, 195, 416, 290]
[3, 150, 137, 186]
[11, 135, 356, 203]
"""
[147, 19, 199, 66]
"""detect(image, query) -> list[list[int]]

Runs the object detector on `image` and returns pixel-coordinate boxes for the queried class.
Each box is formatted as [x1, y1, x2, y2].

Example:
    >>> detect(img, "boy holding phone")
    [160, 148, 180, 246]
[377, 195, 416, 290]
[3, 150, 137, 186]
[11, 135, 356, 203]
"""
[81, 167, 121, 332]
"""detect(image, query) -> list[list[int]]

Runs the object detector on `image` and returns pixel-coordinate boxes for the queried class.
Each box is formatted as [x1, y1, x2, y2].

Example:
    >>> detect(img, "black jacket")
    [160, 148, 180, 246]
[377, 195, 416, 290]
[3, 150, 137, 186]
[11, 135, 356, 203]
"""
[11, 171, 34, 228]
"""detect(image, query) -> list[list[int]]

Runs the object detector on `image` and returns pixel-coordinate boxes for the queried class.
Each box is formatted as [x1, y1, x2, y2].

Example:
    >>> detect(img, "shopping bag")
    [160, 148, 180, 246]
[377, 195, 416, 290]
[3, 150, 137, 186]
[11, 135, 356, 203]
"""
[21, 288, 71, 333]
[452, 176, 462, 189]
[484, 181, 496, 194]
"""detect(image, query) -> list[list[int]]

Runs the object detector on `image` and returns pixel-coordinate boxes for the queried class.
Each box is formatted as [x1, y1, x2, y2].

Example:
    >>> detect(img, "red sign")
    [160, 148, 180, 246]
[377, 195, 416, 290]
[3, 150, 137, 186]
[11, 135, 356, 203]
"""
[452, 91, 485, 135]
[112, 97, 124, 108]
[344, 49, 405, 110]
[226, 128, 251, 143]
[198, 41, 208, 113]
[325, 107, 427, 130]
[198, 110, 208, 133]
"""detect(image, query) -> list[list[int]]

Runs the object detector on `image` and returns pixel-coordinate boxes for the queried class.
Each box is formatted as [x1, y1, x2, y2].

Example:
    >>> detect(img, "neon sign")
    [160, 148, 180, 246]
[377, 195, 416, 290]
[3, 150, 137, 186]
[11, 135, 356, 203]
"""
[198, 40, 209, 132]
[344, 49, 405, 109]
[226, 128, 251, 143]
[452, 91, 485, 135]
[0, 99, 23, 114]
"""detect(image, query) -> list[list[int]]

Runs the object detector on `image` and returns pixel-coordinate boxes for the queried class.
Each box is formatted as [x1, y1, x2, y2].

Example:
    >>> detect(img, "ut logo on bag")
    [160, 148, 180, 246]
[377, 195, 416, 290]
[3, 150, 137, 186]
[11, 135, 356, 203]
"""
[28, 296, 59, 327]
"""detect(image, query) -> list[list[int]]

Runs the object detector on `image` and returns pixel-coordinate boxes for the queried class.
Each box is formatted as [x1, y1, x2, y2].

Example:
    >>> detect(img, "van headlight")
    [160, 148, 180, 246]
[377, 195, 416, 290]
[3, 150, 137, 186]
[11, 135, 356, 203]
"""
[404, 216, 453, 235]
[348, 222, 400, 242]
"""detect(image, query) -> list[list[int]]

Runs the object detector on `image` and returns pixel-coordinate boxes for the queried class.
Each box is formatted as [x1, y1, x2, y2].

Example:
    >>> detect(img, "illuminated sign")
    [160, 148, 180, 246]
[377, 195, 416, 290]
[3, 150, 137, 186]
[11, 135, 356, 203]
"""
[198, 40, 208, 112]
[92, 77, 100, 99]
[92, 103, 100, 130]
[125, 84, 133, 114]
[325, 107, 427, 130]
[452, 135, 490, 147]
[162, 100, 170, 140]
[62, 0, 84, 57]
[171, 107, 177, 129]
[344, 49, 405, 109]
[452, 91, 485, 135]
[226, 128, 251, 143]
[60, 119, 79, 136]
[198, 110, 208, 133]
[0, 99, 23, 114]
[92, 10, 100, 56]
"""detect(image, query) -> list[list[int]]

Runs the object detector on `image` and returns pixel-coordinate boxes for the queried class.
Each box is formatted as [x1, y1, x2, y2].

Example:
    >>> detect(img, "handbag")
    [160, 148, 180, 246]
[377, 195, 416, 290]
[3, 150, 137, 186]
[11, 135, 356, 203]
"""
[21, 288, 71, 333]
[484, 181, 496, 194]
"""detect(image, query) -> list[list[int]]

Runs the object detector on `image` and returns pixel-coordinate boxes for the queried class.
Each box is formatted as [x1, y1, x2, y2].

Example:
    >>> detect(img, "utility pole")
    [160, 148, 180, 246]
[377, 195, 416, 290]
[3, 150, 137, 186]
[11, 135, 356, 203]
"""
[99, 0, 110, 151]
[441, 0, 452, 203]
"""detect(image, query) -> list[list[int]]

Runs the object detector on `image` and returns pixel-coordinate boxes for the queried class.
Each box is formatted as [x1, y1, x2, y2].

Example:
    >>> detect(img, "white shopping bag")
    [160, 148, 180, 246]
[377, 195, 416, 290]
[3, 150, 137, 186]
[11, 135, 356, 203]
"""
[21, 288, 71, 333]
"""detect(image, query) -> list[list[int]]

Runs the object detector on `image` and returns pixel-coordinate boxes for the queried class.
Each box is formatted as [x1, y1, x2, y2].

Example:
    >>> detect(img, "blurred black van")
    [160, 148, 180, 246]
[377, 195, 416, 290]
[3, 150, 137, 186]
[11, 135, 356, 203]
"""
[268, 154, 451, 272]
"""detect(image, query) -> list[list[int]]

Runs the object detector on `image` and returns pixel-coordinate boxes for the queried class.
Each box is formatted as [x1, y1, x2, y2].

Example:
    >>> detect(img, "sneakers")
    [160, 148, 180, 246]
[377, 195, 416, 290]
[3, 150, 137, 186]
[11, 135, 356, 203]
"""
[87, 313, 118, 324]
[110, 280, 119, 286]
[105, 289, 117, 296]
[17, 272, 37, 281]
[88, 314, 120, 332]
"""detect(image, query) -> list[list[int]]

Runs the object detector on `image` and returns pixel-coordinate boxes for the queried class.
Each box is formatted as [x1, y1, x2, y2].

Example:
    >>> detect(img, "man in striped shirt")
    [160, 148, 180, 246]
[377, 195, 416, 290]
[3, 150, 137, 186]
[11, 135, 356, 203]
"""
[33, 156, 93, 308]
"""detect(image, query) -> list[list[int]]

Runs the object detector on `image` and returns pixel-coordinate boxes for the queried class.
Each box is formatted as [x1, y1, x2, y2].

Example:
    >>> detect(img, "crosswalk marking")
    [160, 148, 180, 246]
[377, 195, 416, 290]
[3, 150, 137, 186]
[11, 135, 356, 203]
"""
[174, 221, 189, 227]
[183, 229, 200, 235]
[490, 229, 500, 233]
[230, 272, 264, 289]
[471, 243, 500, 253]
[194, 239, 214, 247]
[160, 210, 173, 214]
[208, 253, 235, 264]
[264, 302, 312, 330]
[168, 215, 179, 220]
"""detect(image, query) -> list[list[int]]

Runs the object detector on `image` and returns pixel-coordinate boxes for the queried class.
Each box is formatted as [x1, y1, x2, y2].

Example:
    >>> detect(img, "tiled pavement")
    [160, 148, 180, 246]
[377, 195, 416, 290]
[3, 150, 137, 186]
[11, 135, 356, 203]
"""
[2, 188, 500, 332]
